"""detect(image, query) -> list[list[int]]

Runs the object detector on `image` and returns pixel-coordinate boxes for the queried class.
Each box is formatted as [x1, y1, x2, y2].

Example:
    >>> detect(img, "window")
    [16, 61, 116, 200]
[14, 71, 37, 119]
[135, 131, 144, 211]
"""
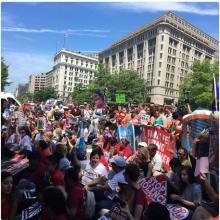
[159, 62, 162, 68]
[161, 44, 163, 50]
[161, 35, 164, 41]
[158, 71, 161, 77]
[160, 53, 163, 59]
[158, 80, 160, 85]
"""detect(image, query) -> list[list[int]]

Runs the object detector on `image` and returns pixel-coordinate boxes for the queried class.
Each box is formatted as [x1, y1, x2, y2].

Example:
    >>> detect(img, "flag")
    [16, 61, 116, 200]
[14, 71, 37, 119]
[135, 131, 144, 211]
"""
[78, 121, 85, 155]
[95, 89, 104, 108]
[211, 76, 219, 111]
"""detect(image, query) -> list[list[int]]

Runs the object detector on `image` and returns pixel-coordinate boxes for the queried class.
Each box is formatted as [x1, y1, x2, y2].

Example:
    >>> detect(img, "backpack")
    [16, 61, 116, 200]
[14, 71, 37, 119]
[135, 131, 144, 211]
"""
[84, 191, 96, 219]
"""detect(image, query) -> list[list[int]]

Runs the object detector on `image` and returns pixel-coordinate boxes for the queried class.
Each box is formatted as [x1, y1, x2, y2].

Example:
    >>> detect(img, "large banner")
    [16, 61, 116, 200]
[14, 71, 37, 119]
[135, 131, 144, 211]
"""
[118, 122, 136, 152]
[138, 175, 167, 205]
[141, 126, 175, 171]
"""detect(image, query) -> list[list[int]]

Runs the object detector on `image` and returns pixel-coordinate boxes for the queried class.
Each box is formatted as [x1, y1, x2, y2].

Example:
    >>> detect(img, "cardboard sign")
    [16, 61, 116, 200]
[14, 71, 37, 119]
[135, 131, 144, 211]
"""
[141, 126, 175, 171]
[116, 93, 125, 103]
[166, 204, 189, 220]
[138, 175, 167, 205]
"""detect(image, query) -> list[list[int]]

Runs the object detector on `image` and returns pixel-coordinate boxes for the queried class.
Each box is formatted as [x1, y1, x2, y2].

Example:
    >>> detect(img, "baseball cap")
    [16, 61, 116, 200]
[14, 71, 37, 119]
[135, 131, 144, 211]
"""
[138, 142, 148, 148]
[109, 155, 126, 167]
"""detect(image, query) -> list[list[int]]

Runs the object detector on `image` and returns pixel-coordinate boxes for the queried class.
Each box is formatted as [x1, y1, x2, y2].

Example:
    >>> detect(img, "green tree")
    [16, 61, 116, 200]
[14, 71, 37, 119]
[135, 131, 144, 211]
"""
[1, 57, 11, 91]
[179, 60, 219, 110]
[33, 87, 57, 102]
[18, 92, 34, 102]
[72, 64, 146, 104]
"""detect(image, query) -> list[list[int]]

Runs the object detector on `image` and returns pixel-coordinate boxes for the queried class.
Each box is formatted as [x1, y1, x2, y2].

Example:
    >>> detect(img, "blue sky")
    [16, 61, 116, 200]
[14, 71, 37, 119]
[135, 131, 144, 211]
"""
[1, 2, 219, 93]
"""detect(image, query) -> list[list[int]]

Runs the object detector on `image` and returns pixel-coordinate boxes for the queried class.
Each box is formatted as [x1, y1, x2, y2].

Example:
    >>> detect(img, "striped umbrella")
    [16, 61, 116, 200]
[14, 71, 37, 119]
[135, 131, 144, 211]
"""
[183, 109, 211, 138]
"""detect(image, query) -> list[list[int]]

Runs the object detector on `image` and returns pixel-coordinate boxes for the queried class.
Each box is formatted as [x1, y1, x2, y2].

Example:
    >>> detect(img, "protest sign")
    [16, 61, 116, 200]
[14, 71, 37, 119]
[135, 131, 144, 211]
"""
[166, 204, 189, 220]
[141, 126, 175, 171]
[118, 122, 136, 152]
[116, 93, 125, 103]
[138, 175, 167, 205]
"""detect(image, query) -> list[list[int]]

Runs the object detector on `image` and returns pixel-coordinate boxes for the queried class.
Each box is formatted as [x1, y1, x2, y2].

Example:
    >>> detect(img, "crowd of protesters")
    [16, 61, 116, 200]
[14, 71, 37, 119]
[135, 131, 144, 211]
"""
[1, 99, 219, 220]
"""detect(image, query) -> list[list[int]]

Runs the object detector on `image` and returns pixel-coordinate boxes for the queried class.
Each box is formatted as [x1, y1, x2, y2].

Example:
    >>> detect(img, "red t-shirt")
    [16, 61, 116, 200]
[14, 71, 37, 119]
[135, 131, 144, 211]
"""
[66, 183, 85, 220]
[51, 169, 64, 186]
[100, 155, 110, 171]
[1, 198, 12, 220]
[114, 144, 132, 159]
[31, 162, 46, 183]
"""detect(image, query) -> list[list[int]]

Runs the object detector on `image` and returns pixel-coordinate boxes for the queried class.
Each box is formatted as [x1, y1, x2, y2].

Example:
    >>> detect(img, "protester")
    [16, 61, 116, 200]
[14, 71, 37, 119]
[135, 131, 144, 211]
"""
[40, 186, 68, 220]
[147, 143, 163, 176]
[1, 171, 20, 220]
[64, 167, 85, 220]
[170, 166, 202, 214]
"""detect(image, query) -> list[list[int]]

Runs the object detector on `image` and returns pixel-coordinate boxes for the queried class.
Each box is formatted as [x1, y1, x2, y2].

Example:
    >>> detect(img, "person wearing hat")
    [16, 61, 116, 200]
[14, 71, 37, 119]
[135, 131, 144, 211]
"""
[84, 155, 127, 212]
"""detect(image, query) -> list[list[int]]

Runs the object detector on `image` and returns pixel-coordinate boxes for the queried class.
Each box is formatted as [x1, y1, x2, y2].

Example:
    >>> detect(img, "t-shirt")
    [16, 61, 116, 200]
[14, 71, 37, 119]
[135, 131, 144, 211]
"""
[151, 153, 163, 172]
[19, 135, 32, 152]
[114, 144, 132, 159]
[66, 183, 85, 220]
[182, 183, 202, 204]
[1, 198, 12, 220]
[51, 169, 65, 186]
[31, 162, 46, 184]
[81, 162, 107, 185]
[108, 170, 125, 191]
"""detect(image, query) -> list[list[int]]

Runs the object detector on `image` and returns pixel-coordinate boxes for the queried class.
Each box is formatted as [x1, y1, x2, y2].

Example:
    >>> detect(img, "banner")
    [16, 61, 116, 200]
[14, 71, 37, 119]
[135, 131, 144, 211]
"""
[118, 122, 135, 152]
[138, 175, 167, 205]
[141, 126, 175, 171]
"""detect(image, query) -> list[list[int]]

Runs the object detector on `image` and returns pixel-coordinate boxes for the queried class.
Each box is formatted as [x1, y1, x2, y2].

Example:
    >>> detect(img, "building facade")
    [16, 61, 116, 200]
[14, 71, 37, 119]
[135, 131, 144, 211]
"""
[28, 73, 46, 93]
[52, 49, 98, 98]
[99, 11, 219, 105]
[15, 83, 29, 97]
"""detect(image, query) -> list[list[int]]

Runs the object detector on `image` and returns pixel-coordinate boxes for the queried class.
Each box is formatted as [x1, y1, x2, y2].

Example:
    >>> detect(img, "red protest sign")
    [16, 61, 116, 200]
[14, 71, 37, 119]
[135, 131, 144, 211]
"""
[138, 175, 167, 205]
[141, 126, 175, 171]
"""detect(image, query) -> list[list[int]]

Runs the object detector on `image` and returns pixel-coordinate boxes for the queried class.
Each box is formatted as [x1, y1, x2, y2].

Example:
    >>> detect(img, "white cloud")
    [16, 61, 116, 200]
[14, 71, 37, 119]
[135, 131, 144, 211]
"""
[2, 27, 110, 37]
[110, 2, 218, 16]
[3, 51, 53, 93]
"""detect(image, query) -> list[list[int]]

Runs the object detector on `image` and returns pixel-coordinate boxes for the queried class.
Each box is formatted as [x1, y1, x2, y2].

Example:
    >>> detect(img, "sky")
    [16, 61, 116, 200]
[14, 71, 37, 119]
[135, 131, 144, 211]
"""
[1, 2, 219, 93]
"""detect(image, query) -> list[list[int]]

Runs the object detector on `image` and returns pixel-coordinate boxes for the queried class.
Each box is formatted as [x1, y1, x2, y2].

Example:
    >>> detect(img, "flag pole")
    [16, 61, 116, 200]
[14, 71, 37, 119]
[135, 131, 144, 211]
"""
[213, 73, 218, 111]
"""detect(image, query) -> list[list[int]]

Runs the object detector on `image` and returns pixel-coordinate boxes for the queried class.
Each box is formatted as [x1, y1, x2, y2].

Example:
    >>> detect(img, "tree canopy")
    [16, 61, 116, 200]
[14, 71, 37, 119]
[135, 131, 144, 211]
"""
[179, 60, 219, 110]
[72, 64, 147, 104]
[33, 87, 57, 102]
[1, 57, 11, 91]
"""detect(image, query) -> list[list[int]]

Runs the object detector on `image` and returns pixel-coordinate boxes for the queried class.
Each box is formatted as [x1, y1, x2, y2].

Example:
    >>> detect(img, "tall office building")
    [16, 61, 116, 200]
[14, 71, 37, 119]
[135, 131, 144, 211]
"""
[99, 11, 218, 104]
[15, 83, 29, 97]
[28, 73, 46, 93]
[52, 49, 98, 98]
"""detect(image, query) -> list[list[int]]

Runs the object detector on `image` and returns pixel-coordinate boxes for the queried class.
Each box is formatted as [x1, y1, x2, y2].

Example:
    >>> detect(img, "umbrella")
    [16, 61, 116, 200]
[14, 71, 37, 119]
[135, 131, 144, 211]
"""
[183, 109, 211, 139]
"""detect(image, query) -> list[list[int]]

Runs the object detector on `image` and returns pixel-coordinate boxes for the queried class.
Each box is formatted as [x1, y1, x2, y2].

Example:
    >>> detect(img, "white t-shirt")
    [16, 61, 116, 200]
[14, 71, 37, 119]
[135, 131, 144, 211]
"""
[108, 169, 125, 191]
[81, 162, 107, 185]
[151, 152, 163, 171]
[19, 135, 32, 152]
